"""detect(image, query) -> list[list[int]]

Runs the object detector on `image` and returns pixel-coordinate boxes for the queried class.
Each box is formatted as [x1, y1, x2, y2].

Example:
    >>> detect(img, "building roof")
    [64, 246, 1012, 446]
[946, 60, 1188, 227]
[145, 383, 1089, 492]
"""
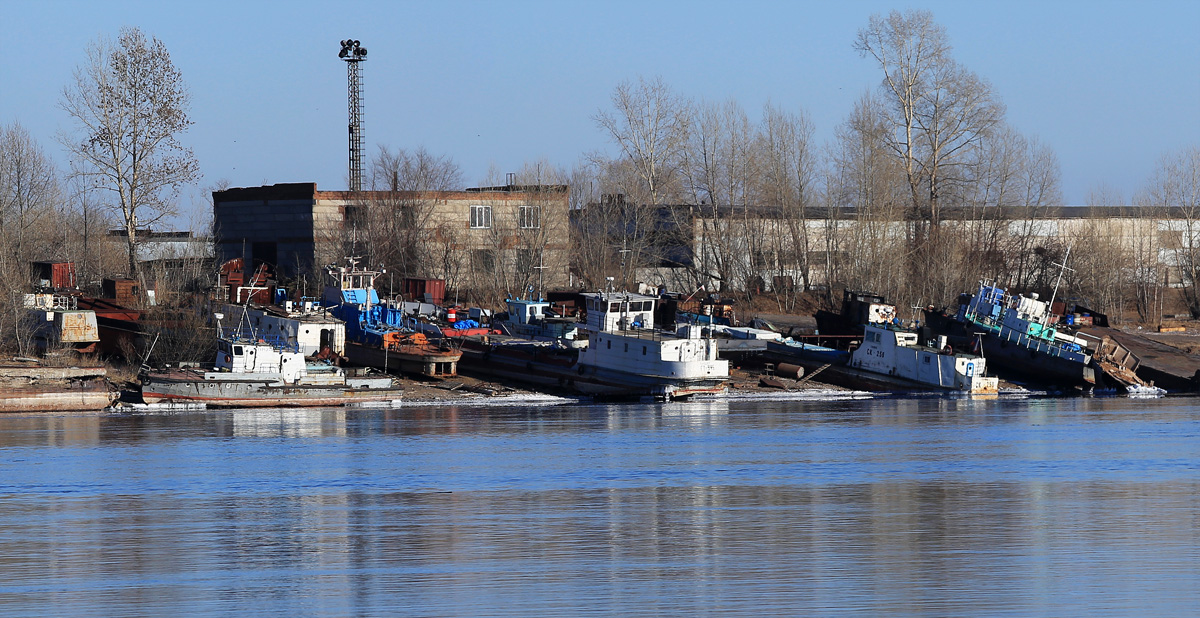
[213, 182, 569, 204]
[580, 201, 1200, 221]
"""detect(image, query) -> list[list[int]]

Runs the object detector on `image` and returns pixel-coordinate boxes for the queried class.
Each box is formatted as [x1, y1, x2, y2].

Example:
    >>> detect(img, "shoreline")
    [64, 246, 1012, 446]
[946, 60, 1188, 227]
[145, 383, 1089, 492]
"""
[3, 366, 1151, 416]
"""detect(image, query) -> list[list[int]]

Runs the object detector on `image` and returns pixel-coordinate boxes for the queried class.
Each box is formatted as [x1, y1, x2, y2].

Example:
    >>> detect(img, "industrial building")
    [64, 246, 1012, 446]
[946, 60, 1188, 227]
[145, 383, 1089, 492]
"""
[213, 182, 571, 298]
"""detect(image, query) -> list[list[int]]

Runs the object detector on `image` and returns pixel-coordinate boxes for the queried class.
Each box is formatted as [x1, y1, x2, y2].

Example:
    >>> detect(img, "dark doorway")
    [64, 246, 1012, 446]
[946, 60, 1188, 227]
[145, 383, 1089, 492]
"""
[251, 242, 278, 271]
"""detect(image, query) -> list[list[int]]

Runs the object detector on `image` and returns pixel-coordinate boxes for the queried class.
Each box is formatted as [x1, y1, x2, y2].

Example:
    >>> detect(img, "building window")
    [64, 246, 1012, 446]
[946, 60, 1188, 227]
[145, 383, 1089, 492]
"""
[471, 250, 495, 273]
[470, 204, 492, 229]
[516, 249, 535, 274]
[518, 205, 540, 229]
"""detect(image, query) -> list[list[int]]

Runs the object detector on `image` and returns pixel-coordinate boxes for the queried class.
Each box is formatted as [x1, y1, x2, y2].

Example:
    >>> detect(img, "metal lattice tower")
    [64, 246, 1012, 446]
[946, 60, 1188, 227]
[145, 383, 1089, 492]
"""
[339, 39, 367, 192]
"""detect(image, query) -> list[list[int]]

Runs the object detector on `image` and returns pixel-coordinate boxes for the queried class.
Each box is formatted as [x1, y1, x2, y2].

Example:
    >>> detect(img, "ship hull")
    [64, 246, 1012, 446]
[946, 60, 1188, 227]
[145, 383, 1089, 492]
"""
[923, 310, 1097, 389]
[343, 341, 461, 378]
[140, 372, 402, 408]
[459, 338, 725, 400]
[0, 382, 116, 412]
[0, 366, 116, 412]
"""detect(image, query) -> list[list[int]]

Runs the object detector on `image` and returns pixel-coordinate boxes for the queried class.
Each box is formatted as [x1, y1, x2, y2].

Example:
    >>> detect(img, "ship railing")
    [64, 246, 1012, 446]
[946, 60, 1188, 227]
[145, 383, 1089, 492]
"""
[25, 294, 80, 311]
[996, 326, 1087, 361]
[51, 294, 79, 311]
[589, 324, 682, 343]
[219, 327, 301, 353]
[965, 312, 1002, 333]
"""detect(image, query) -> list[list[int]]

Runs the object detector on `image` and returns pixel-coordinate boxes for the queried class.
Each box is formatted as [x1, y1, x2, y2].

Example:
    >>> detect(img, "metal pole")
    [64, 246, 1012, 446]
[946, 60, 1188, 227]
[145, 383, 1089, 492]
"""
[339, 39, 367, 192]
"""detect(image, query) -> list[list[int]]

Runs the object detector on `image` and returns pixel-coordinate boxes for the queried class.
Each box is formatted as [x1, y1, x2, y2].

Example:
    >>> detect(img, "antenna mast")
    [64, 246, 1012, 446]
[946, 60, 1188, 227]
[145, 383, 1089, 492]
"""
[338, 39, 368, 191]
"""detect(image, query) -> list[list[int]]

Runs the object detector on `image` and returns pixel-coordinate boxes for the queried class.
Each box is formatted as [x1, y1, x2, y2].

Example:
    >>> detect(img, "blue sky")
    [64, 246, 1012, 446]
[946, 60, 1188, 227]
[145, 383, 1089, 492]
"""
[2, 0, 1198, 221]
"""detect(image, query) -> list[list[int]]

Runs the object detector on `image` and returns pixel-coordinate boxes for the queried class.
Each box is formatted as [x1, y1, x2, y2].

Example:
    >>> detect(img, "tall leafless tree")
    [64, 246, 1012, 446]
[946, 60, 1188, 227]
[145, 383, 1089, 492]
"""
[855, 9, 1006, 306]
[594, 77, 692, 289]
[0, 123, 60, 268]
[362, 145, 462, 291]
[59, 26, 200, 290]
[826, 93, 909, 303]
[754, 102, 819, 307]
[594, 76, 689, 205]
[1144, 146, 1200, 316]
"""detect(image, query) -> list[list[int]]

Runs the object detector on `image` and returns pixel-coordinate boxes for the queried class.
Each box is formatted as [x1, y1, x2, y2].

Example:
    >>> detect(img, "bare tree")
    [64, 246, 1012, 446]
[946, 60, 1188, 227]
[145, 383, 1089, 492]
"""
[363, 145, 463, 290]
[753, 102, 819, 308]
[0, 123, 60, 267]
[506, 161, 571, 297]
[59, 26, 200, 289]
[953, 126, 1064, 291]
[582, 157, 669, 290]
[854, 10, 951, 223]
[826, 93, 910, 303]
[856, 10, 1005, 306]
[571, 159, 627, 290]
[1070, 185, 1128, 318]
[1144, 147, 1200, 316]
[680, 98, 757, 292]
[594, 76, 689, 205]
[594, 77, 692, 289]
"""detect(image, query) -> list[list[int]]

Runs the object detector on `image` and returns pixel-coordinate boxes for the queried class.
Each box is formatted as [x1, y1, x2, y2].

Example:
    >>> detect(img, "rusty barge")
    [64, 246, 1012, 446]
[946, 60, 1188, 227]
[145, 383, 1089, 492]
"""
[0, 364, 117, 412]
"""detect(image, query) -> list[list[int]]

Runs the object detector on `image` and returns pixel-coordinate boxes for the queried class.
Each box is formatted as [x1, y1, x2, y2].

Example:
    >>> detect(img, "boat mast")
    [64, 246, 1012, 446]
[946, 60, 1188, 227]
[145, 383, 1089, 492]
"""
[1047, 245, 1075, 323]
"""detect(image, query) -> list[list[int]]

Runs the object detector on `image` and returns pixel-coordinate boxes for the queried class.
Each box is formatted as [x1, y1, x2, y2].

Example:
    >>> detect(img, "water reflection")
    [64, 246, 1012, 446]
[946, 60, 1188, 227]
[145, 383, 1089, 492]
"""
[0, 396, 1198, 615]
[229, 408, 347, 438]
[2, 480, 1197, 615]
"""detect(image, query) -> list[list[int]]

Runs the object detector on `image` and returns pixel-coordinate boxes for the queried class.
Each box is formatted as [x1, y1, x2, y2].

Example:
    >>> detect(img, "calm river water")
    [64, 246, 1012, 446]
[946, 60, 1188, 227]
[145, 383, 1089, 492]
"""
[1, 393, 1198, 617]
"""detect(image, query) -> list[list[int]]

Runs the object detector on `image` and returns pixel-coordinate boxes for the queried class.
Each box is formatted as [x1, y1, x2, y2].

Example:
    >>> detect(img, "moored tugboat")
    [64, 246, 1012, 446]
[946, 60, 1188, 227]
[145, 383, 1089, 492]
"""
[458, 291, 729, 401]
[323, 261, 462, 379]
[849, 322, 998, 394]
[924, 281, 1154, 392]
[140, 313, 402, 407]
[767, 291, 997, 394]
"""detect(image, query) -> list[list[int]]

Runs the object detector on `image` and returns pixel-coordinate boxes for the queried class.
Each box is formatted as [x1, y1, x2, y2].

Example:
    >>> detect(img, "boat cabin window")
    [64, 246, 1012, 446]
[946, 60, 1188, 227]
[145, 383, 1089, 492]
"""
[233, 346, 243, 356]
[610, 302, 620, 312]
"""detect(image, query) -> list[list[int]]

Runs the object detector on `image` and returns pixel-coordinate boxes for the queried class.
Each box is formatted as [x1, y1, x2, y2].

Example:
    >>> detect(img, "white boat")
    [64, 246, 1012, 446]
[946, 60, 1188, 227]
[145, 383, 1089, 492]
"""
[215, 302, 345, 356]
[850, 323, 998, 394]
[577, 291, 729, 398]
[459, 291, 730, 400]
[140, 314, 402, 407]
[495, 296, 582, 343]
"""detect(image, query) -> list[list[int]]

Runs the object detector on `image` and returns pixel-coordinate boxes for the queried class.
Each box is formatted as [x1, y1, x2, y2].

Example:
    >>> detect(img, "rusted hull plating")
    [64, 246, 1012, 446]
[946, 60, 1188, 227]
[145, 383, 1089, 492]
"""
[344, 341, 460, 378]
[140, 376, 403, 408]
[0, 382, 116, 412]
